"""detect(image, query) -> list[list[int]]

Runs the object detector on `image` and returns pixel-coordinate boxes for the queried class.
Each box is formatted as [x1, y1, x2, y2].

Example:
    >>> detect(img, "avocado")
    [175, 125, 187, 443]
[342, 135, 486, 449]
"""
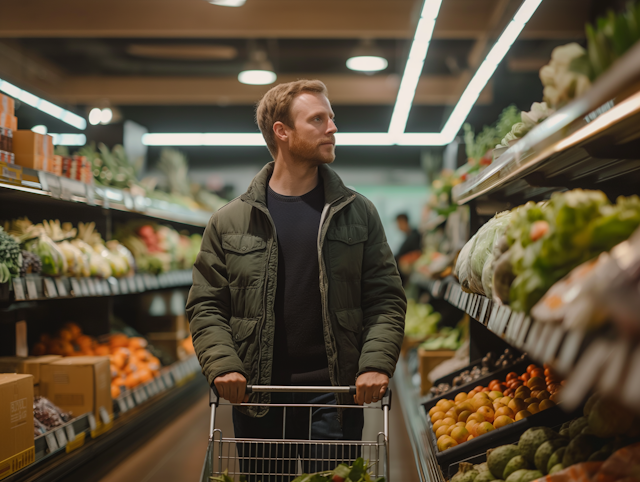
[487, 446, 520, 479]
[569, 417, 589, 439]
[549, 464, 564, 475]
[535, 439, 568, 474]
[518, 428, 560, 464]
[562, 434, 602, 467]
[546, 447, 566, 474]
[503, 456, 530, 479]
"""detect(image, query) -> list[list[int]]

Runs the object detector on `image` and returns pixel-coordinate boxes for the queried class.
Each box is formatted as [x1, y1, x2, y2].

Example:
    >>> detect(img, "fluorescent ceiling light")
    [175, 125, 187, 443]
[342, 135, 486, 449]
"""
[141, 0, 543, 148]
[31, 125, 48, 135]
[50, 133, 87, 146]
[346, 56, 388, 72]
[238, 70, 277, 85]
[441, 0, 544, 141]
[208, 0, 246, 5]
[100, 107, 113, 124]
[388, 0, 443, 137]
[0, 78, 86, 130]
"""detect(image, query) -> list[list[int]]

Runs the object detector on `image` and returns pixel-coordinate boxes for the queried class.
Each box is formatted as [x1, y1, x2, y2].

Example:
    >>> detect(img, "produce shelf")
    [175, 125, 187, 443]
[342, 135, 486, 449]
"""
[452, 41, 640, 206]
[421, 277, 640, 417]
[0, 166, 212, 228]
[5, 356, 204, 482]
[5, 270, 192, 305]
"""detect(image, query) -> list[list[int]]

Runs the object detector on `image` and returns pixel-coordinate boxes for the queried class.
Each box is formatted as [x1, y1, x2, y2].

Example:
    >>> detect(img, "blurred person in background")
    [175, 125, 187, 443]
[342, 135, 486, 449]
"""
[395, 213, 422, 283]
[187, 79, 406, 480]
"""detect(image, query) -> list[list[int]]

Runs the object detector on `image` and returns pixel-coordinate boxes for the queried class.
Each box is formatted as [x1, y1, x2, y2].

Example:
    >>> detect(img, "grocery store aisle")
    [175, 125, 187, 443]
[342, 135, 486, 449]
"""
[88, 386, 418, 482]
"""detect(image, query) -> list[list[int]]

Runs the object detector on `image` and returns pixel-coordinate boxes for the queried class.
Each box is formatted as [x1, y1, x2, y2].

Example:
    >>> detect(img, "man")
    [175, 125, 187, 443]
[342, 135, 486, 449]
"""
[187, 80, 406, 479]
[395, 213, 422, 261]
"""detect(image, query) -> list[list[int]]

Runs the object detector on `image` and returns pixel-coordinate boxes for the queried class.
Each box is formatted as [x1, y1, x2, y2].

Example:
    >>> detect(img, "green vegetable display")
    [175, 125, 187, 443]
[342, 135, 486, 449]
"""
[0, 227, 22, 283]
[419, 326, 463, 351]
[404, 300, 441, 338]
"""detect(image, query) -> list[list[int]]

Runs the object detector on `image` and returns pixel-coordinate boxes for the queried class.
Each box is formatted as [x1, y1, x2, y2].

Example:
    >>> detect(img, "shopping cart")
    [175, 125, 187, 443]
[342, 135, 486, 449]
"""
[200, 385, 391, 481]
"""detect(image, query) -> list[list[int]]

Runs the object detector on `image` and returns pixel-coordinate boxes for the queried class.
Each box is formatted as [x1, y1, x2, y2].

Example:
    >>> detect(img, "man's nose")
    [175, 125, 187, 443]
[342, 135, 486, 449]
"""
[327, 119, 338, 134]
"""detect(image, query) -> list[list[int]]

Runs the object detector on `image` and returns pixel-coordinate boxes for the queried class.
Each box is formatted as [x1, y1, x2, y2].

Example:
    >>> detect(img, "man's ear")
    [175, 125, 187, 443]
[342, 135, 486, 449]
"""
[273, 122, 288, 143]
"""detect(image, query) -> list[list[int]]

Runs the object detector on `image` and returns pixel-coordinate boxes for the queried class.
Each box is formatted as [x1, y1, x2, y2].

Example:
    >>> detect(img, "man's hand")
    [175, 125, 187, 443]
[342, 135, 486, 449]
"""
[213, 372, 249, 404]
[354, 371, 389, 405]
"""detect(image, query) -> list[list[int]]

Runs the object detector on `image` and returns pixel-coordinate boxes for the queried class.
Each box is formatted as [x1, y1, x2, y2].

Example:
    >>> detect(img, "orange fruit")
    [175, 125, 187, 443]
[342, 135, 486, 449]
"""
[527, 377, 545, 389]
[466, 421, 479, 436]
[536, 390, 551, 400]
[495, 406, 515, 419]
[476, 422, 495, 435]
[431, 411, 446, 423]
[437, 436, 458, 452]
[489, 391, 504, 401]
[493, 415, 514, 429]
[515, 410, 532, 421]
[451, 426, 469, 444]
[467, 434, 475, 441]
[445, 408, 458, 419]
[435, 425, 450, 439]
[524, 397, 537, 405]
[455, 392, 468, 403]
[539, 399, 556, 411]
[467, 413, 485, 424]
[437, 400, 456, 411]
[528, 403, 540, 414]
[477, 406, 495, 423]
[514, 386, 531, 399]
[457, 401, 474, 413]
[432, 419, 448, 432]
[508, 399, 528, 413]
[458, 410, 472, 423]
[429, 406, 441, 417]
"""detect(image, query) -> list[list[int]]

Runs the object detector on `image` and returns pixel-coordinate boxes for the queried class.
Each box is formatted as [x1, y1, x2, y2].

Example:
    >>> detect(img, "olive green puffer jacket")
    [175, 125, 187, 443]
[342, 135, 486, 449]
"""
[186, 162, 406, 416]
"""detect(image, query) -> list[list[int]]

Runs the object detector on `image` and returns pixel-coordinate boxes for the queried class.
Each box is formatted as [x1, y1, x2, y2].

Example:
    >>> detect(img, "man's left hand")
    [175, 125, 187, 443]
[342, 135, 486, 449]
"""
[354, 371, 389, 405]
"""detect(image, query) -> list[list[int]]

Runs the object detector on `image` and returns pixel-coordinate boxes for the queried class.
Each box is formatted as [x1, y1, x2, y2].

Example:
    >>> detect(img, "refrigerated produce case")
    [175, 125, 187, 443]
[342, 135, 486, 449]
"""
[395, 35, 640, 482]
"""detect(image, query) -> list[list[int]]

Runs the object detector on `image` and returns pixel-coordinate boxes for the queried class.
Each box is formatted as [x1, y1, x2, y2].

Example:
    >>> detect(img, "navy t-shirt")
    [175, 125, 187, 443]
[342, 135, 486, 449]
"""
[266, 178, 331, 386]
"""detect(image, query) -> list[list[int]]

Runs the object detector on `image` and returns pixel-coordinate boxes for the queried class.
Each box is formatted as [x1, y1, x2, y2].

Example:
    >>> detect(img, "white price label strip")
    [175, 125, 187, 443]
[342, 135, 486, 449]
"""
[70, 278, 82, 296]
[65, 424, 76, 442]
[13, 278, 25, 300]
[26, 279, 38, 299]
[55, 278, 68, 297]
[45, 433, 59, 452]
[87, 413, 97, 431]
[117, 398, 128, 413]
[43, 278, 58, 298]
[99, 406, 111, 425]
[126, 394, 135, 410]
[55, 428, 68, 447]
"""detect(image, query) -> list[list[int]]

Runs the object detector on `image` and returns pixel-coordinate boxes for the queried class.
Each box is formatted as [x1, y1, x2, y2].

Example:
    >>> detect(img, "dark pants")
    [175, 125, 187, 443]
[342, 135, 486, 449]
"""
[232, 392, 364, 481]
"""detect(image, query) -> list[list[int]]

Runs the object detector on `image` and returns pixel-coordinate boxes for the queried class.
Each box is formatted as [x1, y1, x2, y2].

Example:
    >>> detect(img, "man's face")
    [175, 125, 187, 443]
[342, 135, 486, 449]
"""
[287, 92, 337, 165]
[397, 218, 409, 233]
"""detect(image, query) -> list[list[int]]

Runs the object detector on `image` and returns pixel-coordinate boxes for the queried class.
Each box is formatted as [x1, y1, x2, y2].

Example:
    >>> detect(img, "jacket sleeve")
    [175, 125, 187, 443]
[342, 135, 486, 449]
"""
[186, 214, 246, 386]
[358, 199, 407, 378]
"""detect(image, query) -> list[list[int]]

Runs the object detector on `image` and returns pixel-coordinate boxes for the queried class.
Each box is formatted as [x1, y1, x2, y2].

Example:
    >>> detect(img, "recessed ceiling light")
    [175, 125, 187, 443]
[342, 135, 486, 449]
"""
[346, 56, 388, 72]
[207, 0, 246, 6]
[31, 125, 48, 135]
[89, 108, 102, 126]
[100, 108, 113, 124]
[238, 70, 277, 85]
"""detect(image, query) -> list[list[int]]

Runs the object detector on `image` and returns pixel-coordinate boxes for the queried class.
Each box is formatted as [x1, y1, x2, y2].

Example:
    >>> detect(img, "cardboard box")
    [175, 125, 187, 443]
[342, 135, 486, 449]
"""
[0, 94, 15, 116]
[40, 357, 112, 420]
[12, 131, 53, 171]
[147, 332, 188, 363]
[0, 356, 62, 385]
[418, 348, 456, 395]
[0, 374, 35, 476]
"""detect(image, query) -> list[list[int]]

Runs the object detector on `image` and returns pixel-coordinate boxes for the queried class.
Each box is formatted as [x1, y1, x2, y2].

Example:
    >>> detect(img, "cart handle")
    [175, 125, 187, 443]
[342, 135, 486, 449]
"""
[210, 385, 392, 409]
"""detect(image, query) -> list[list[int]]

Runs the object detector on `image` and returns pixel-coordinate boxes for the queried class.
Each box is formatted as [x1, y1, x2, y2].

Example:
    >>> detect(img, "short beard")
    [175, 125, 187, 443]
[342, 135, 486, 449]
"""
[289, 130, 335, 166]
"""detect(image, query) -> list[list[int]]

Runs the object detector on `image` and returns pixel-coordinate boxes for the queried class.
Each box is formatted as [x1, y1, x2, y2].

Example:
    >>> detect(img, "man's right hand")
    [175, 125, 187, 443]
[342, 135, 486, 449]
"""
[213, 372, 249, 404]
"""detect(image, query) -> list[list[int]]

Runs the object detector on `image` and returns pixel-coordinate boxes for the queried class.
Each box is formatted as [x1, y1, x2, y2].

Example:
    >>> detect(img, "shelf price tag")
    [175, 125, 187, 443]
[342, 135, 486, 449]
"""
[117, 398, 128, 413]
[99, 406, 111, 425]
[55, 428, 68, 447]
[45, 432, 59, 453]
[47, 175, 62, 199]
[60, 177, 74, 201]
[43, 278, 58, 298]
[94, 279, 104, 295]
[136, 276, 146, 292]
[128, 277, 137, 293]
[544, 326, 565, 363]
[25, 278, 39, 299]
[12, 278, 25, 300]
[80, 279, 90, 297]
[156, 376, 166, 392]
[85, 184, 96, 206]
[87, 413, 97, 432]
[55, 278, 68, 297]
[119, 278, 129, 294]
[65, 424, 76, 442]
[163, 372, 174, 388]
[126, 394, 135, 410]
[87, 279, 97, 296]
[133, 388, 145, 404]
[70, 278, 82, 297]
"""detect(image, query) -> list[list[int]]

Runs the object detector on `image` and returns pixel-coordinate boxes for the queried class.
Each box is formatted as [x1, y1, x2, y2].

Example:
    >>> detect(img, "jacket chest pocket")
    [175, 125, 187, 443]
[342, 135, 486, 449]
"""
[222, 234, 267, 288]
[326, 225, 368, 281]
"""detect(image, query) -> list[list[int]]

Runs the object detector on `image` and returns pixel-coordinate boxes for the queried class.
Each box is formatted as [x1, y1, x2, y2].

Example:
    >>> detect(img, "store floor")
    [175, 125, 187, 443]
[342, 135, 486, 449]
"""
[81, 381, 418, 482]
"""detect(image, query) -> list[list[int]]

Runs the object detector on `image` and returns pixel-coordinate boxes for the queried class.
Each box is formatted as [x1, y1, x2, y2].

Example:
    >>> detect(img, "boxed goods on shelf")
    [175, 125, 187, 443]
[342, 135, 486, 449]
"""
[33, 396, 71, 437]
[146, 332, 190, 364]
[0, 356, 62, 396]
[0, 374, 35, 479]
[0, 127, 12, 155]
[419, 349, 456, 395]
[12, 131, 53, 171]
[40, 357, 112, 421]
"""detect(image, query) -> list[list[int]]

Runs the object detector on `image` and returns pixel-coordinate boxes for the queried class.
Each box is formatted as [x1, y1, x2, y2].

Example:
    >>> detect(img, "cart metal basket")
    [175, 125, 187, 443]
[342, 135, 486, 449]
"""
[200, 385, 391, 481]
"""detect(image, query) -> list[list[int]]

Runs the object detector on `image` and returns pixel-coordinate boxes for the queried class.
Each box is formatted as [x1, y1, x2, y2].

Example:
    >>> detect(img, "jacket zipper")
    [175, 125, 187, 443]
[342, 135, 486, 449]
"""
[317, 194, 357, 389]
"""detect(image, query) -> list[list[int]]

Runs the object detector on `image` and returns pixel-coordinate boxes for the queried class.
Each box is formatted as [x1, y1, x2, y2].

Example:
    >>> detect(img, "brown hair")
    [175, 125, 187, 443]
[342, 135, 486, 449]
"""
[255, 79, 329, 158]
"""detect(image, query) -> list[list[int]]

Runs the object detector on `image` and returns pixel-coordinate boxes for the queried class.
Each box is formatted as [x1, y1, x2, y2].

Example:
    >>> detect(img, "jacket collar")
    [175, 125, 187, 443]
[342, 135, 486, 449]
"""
[241, 161, 352, 206]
